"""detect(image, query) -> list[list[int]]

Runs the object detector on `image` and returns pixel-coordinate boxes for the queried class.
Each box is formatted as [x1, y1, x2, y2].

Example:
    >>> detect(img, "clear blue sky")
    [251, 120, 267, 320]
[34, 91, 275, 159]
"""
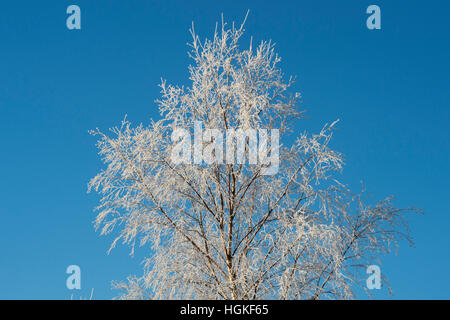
[0, 0, 449, 299]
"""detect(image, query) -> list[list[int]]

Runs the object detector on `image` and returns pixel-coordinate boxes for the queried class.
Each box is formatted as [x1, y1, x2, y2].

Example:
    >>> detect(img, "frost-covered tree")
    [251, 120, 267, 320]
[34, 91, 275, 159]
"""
[88, 16, 418, 300]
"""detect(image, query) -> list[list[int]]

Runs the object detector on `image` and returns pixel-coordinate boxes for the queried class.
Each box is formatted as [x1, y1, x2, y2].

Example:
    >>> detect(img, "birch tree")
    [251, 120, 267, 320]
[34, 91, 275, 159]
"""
[88, 16, 418, 300]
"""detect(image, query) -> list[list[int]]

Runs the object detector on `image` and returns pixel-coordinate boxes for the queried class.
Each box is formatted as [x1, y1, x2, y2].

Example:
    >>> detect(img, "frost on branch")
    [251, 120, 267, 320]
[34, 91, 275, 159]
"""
[88, 16, 419, 300]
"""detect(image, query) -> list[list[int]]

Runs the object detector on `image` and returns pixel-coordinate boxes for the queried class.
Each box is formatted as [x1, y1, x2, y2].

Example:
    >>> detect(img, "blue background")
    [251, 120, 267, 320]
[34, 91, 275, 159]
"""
[0, 0, 448, 299]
